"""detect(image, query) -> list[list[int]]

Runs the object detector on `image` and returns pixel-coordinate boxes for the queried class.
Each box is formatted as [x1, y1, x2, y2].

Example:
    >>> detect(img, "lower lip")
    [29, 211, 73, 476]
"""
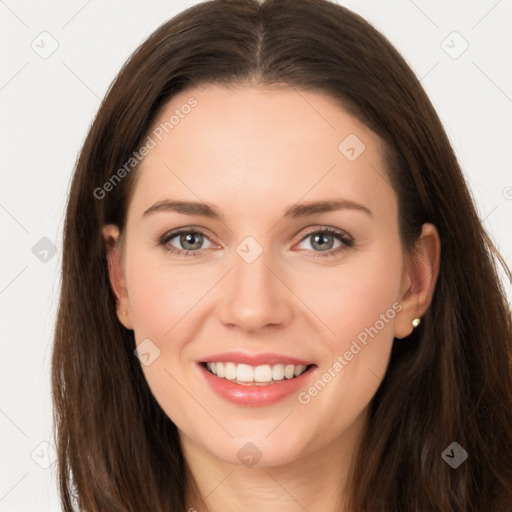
[197, 363, 316, 407]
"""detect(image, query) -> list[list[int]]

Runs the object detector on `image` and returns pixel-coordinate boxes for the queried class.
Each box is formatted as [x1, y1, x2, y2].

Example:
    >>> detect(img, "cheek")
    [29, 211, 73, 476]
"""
[304, 246, 403, 350]
[126, 250, 206, 340]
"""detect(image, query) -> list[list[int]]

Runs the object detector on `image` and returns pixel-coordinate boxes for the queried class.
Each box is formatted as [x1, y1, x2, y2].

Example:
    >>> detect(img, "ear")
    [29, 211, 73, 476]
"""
[102, 224, 134, 330]
[394, 223, 441, 339]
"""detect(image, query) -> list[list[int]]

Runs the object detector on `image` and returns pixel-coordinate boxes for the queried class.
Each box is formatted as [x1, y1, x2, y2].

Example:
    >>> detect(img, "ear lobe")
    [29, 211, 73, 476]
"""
[394, 223, 441, 339]
[102, 224, 134, 330]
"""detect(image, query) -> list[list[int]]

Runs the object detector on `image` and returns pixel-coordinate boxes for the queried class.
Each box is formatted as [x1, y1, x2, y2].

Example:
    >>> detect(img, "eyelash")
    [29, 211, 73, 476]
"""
[157, 226, 354, 259]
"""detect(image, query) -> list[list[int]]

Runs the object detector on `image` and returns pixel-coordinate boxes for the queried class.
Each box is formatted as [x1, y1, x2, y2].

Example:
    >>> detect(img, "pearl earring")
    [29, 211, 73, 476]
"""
[412, 317, 421, 328]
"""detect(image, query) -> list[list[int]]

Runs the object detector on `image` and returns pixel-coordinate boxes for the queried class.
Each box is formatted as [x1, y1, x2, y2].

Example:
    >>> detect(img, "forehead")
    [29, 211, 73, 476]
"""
[130, 84, 396, 222]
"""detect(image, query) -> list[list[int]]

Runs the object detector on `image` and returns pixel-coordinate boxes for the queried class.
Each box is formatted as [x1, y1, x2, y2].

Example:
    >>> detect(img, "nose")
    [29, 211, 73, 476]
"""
[217, 243, 294, 333]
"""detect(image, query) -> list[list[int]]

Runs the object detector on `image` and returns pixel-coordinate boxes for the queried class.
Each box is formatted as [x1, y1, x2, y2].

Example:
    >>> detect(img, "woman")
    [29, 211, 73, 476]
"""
[52, 0, 512, 510]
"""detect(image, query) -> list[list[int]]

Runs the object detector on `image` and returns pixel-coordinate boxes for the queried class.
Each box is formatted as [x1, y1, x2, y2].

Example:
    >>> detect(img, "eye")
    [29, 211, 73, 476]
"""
[295, 227, 353, 258]
[159, 229, 215, 257]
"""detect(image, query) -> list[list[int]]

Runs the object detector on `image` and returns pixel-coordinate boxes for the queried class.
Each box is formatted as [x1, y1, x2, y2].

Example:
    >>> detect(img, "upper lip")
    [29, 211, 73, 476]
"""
[199, 351, 314, 367]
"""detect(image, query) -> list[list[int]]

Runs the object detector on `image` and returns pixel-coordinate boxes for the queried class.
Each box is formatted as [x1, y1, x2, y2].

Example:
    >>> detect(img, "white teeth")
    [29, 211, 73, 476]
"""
[272, 364, 285, 381]
[205, 361, 309, 384]
[236, 364, 254, 382]
[224, 362, 237, 380]
[284, 364, 295, 379]
[254, 365, 272, 383]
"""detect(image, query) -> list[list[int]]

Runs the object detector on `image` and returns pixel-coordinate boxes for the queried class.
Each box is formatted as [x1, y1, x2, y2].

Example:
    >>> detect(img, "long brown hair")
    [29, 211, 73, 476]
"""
[52, 0, 512, 510]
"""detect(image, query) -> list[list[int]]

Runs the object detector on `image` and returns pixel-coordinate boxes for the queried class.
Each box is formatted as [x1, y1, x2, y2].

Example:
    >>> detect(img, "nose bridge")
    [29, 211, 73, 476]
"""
[233, 238, 273, 291]
[218, 235, 293, 332]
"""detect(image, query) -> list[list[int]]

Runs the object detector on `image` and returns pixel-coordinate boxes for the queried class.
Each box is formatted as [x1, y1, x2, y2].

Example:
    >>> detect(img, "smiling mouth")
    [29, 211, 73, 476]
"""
[200, 361, 316, 386]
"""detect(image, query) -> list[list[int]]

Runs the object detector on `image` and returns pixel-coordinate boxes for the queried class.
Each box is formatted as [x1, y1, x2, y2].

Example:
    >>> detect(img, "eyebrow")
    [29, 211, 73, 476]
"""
[143, 198, 373, 219]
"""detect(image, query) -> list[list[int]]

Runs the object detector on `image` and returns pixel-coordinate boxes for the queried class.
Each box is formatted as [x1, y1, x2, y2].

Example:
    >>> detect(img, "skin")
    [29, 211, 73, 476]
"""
[103, 84, 440, 511]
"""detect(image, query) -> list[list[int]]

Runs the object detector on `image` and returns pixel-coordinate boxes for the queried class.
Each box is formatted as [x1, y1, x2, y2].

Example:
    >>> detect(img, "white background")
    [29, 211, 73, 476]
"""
[1, 0, 511, 509]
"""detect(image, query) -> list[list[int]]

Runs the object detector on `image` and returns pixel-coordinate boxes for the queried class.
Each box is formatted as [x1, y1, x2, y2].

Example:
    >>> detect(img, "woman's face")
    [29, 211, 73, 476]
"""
[105, 84, 433, 467]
